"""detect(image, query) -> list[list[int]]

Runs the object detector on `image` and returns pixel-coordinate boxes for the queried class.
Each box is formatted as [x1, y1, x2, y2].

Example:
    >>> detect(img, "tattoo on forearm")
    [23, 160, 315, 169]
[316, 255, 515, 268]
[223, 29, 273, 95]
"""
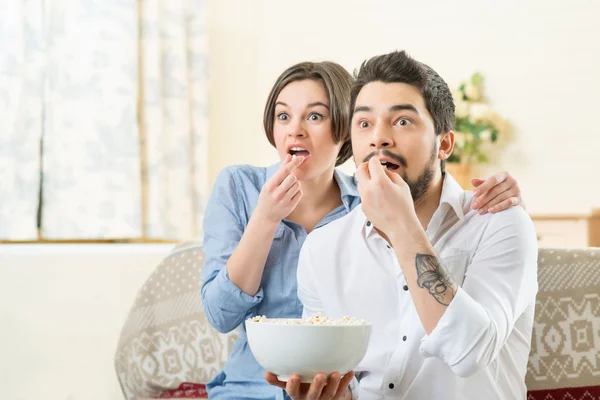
[415, 254, 457, 306]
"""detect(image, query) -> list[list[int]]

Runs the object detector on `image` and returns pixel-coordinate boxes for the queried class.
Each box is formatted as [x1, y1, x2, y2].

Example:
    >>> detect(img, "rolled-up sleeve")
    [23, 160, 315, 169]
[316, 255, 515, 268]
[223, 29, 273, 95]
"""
[419, 208, 538, 378]
[201, 167, 264, 334]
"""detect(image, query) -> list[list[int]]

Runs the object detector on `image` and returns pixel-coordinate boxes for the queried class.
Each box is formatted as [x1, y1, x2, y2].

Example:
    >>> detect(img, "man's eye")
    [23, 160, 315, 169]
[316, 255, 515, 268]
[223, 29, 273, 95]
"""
[395, 118, 411, 126]
[277, 113, 289, 121]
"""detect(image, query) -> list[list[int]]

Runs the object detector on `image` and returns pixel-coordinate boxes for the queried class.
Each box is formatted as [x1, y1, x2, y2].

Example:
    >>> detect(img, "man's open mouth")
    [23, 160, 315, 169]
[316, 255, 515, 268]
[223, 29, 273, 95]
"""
[380, 161, 399, 171]
[289, 147, 310, 157]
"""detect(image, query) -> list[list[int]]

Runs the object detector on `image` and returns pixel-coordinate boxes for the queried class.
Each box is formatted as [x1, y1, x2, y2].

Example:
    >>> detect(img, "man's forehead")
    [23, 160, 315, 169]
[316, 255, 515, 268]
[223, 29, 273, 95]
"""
[355, 81, 424, 111]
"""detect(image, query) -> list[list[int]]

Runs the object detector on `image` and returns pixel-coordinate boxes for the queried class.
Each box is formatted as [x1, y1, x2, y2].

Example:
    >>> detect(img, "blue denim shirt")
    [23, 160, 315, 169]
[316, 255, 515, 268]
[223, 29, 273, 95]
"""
[201, 163, 360, 400]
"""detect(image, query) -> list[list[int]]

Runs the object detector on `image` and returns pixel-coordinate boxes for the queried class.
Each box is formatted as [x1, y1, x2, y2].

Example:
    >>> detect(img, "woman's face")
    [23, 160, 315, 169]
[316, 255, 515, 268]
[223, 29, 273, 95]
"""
[272, 79, 342, 181]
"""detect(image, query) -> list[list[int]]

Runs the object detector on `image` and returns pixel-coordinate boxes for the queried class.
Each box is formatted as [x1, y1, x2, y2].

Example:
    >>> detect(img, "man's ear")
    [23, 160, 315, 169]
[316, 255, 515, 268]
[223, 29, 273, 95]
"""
[437, 130, 455, 161]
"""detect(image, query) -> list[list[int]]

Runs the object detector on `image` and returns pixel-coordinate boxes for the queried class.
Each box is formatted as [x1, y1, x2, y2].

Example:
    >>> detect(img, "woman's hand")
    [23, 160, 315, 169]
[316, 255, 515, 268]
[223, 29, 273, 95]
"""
[470, 171, 524, 214]
[254, 154, 305, 224]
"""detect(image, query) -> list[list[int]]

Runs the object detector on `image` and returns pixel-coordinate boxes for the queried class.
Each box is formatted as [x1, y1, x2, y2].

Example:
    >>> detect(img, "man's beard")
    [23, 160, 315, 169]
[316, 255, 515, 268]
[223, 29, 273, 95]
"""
[363, 144, 437, 205]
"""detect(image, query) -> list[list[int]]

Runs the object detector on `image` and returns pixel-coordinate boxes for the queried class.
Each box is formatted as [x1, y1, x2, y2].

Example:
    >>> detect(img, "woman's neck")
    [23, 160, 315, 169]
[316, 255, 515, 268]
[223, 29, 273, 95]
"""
[287, 167, 341, 232]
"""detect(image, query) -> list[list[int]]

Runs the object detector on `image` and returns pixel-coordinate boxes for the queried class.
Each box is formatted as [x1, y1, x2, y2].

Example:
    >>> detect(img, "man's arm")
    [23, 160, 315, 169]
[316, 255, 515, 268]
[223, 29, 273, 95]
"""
[392, 209, 538, 377]
[389, 226, 457, 334]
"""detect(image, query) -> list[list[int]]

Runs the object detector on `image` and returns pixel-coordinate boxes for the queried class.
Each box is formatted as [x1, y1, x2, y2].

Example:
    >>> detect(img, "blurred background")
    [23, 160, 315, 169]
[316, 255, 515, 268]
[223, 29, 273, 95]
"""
[1, 0, 599, 398]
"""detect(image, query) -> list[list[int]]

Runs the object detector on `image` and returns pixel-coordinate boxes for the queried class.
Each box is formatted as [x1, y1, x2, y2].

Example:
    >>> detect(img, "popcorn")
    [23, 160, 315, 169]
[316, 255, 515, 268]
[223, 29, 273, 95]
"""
[247, 312, 368, 325]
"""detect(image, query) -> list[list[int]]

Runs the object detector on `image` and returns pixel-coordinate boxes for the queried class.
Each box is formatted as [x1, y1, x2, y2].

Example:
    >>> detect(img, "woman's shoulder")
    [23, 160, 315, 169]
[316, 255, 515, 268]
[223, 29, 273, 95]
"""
[214, 164, 271, 191]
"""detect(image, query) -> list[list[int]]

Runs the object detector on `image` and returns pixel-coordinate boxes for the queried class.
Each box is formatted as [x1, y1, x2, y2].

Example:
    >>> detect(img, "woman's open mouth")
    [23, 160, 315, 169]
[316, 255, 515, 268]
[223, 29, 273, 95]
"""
[289, 147, 310, 158]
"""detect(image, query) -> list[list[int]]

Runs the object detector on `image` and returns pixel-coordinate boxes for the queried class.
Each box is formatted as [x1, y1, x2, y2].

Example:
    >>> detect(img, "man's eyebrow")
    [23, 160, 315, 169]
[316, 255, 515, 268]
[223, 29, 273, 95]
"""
[389, 104, 420, 114]
[353, 105, 371, 113]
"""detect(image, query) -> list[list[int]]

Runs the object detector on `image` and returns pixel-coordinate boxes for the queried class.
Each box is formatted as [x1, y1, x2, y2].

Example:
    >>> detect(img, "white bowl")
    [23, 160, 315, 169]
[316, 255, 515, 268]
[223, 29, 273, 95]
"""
[245, 318, 372, 383]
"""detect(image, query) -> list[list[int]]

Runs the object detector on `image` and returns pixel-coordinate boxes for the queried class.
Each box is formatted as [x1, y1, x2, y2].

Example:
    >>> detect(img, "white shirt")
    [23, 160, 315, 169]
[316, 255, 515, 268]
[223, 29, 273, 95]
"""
[297, 174, 538, 400]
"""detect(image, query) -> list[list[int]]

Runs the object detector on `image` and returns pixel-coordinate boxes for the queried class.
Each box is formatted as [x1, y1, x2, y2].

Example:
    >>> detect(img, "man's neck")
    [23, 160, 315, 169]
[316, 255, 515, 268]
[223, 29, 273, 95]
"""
[413, 170, 445, 231]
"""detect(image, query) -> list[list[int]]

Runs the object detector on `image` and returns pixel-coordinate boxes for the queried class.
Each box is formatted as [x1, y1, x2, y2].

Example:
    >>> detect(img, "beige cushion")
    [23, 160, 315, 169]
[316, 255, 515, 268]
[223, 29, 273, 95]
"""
[526, 247, 600, 391]
[114, 241, 238, 399]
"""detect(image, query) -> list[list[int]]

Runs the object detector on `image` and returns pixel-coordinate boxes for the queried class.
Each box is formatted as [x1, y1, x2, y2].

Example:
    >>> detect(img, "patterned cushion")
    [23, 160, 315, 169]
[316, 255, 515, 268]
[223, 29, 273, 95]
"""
[526, 248, 600, 398]
[114, 241, 238, 399]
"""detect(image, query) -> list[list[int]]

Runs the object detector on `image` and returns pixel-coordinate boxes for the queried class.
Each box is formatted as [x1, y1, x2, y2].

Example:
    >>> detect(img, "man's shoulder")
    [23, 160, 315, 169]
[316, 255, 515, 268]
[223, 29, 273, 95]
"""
[472, 205, 537, 251]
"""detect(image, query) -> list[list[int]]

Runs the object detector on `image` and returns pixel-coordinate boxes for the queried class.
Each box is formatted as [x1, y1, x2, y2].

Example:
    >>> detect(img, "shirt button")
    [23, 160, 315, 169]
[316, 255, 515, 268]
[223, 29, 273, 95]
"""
[389, 383, 395, 389]
[403, 335, 407, 341]
[403, 285, 408, 291]
[366, 221, 371, 227]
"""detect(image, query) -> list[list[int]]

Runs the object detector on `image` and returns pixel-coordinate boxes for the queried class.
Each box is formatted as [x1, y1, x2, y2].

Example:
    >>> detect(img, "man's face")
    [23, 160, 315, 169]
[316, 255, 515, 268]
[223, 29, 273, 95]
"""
[351, 81, 440, 202]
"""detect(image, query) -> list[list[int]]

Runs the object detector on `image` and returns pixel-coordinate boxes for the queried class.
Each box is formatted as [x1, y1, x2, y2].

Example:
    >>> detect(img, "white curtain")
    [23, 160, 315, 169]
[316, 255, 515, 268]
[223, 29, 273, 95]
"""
[0, 0, 44, 240]
[0, 0, 208, 241]
[139, 0, 209, 240]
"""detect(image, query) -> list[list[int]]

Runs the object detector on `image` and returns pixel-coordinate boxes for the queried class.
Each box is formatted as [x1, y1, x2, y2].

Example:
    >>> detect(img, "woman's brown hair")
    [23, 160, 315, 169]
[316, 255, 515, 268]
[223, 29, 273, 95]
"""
[263, 61, 353, 166]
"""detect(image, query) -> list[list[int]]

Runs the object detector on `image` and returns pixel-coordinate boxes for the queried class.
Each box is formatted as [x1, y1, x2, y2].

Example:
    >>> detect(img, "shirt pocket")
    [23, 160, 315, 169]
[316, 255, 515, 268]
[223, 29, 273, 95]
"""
[439, 250, 470, 285]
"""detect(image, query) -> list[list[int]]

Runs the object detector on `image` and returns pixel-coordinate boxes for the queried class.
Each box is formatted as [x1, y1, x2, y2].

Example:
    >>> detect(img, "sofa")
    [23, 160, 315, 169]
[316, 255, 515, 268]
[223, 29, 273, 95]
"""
[114, 246, 600, 399]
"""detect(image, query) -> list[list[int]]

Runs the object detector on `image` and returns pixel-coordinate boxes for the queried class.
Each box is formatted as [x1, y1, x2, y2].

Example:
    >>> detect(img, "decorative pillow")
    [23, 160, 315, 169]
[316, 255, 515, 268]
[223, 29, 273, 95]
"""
[114, 241, 238, 399]
[526, 248, 600, 399]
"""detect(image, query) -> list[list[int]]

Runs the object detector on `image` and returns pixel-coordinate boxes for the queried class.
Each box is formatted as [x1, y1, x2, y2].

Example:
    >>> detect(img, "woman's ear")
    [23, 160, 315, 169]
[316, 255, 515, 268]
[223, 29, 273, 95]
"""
[437, 130, 455, 161]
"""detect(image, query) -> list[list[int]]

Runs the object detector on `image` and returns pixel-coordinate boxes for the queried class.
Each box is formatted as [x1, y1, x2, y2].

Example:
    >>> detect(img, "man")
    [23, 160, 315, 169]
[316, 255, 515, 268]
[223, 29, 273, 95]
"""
[270, 50, 538, 399]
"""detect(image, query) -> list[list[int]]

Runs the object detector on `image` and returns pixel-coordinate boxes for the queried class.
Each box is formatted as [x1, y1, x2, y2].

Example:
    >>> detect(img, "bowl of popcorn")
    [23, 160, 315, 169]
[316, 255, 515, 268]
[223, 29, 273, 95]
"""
[245, 313, 371, 383]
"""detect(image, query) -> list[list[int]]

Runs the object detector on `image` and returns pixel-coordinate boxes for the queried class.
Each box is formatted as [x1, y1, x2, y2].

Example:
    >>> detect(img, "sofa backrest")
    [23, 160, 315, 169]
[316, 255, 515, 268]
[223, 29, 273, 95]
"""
[526, 247, 600, 397]
[114, 242, 237, 399]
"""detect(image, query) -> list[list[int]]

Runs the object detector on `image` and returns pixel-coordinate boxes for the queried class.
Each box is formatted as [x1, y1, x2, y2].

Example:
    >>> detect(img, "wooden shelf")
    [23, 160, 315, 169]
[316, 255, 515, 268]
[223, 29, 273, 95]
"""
[529, 210, 600, 248]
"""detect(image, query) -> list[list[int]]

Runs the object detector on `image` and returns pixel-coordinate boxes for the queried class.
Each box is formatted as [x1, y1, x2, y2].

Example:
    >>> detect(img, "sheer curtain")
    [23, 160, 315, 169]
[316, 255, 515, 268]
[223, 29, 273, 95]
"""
[0, 0, 208, 241]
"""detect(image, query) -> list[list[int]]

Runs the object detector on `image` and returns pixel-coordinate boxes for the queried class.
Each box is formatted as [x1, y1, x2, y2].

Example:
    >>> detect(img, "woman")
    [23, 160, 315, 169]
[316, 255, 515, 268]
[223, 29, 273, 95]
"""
[201, 61, 523, 400]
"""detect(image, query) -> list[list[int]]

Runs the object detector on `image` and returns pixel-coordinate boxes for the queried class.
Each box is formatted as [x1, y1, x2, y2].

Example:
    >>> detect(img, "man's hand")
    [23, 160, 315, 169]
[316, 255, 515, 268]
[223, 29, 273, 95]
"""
[355, 156, 420, 241]
[265, 371, 354, 400]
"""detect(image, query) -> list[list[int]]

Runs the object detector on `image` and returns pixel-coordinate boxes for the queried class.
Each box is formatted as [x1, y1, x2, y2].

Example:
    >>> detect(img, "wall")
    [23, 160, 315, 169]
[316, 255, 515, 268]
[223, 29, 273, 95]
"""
[207, 0, 600, 214]
[0, 244, 173, 400]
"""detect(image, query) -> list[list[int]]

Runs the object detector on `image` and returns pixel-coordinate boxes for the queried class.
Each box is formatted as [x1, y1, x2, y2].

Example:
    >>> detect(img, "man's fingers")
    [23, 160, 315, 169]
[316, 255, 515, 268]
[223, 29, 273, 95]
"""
[285, 374, 303, 397]
[384, 169, 404, 185]
[367, 156, 386, 180]
[473, 172, 507, 197]
[265, 372, 287, 390]
[320, 372, 342, 399]
[335, 371, 355, 397]
[306, 373, 327, 399]
[354, 162, 371, 185]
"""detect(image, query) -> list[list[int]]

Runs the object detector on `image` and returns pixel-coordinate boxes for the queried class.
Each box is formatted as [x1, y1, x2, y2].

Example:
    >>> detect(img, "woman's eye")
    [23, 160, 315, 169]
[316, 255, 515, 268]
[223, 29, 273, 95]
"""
[395, 118, 412, 126]
[360, 121, 370, 128]
[277, 113, 289, 121]
[308, 113, 322, 121]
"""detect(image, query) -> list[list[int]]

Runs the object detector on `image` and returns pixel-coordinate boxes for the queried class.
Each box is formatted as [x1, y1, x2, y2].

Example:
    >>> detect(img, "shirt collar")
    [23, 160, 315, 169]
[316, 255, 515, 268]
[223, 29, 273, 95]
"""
[439, 172, 465, 221]
[359, 172, 466, 238]
[265, 163, 360, 212]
